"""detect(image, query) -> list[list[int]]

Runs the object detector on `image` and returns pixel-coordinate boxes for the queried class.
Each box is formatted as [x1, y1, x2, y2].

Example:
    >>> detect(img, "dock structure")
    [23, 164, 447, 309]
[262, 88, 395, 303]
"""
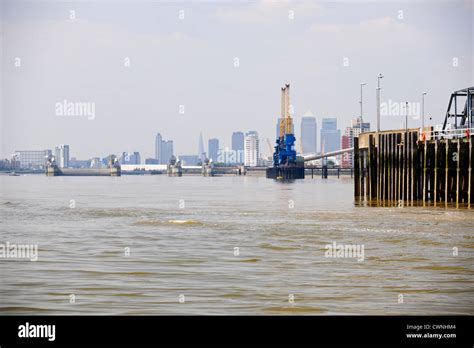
[355, 86, 474, 208]
[354, 128, 473, 207]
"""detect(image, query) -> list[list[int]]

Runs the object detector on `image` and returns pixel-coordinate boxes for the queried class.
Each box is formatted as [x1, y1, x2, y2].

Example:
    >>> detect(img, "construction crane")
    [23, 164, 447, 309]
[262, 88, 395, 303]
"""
[274, 84, 297, 166]
[266, 84, 305, 179]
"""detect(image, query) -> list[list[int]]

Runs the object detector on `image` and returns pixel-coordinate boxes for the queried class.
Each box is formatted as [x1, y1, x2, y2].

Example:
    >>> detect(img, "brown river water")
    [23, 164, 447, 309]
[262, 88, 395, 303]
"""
[0, 174, 473, 315]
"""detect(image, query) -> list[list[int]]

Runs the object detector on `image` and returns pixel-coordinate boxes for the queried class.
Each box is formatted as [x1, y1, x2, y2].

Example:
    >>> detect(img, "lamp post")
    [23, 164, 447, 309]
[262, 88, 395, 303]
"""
[422, 92, 427, 129]
[377, 74, 383, 132]
[360, 82, 367, 132]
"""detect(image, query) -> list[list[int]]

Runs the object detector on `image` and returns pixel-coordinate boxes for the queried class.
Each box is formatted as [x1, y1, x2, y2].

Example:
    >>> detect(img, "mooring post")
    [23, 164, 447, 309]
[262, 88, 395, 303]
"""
[381, 134, 385, 202]
[423, 138, 427, 206]
[394, 133, 398, 204]
[377, 132, 382, 204]
[445, 139, 449, 207]
[402, 132, 405, 205]
[456, 139, 460, 208]
[367, 134, 372, 200]
[354, 137, 360, 199]
[361, 151, 365, 199]
[434, 139, 438, 207]
[468, 135, 472, 208]
[410, 132, 415, 207]
[387, 133, 393, 202]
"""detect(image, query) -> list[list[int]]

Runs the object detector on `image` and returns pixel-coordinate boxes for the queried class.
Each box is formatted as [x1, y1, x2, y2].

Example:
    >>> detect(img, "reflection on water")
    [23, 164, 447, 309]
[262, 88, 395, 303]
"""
[0, 175, 473, 315]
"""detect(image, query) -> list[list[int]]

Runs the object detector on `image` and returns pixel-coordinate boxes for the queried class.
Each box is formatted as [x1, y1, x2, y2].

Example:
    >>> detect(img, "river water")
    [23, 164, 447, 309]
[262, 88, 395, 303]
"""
[0, 174, 473, 315]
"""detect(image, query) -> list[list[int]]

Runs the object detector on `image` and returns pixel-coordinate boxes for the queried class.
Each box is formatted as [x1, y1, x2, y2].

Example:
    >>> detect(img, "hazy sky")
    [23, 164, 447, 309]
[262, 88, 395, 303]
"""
[1, 0, 472, 159]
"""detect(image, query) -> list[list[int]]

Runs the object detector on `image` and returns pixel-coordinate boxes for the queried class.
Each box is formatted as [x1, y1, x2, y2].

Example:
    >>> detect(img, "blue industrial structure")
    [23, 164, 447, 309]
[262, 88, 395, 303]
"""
[267, 84, 305, 179]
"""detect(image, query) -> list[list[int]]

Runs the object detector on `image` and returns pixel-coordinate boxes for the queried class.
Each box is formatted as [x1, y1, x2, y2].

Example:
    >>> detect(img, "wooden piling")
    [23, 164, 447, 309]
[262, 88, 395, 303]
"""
[468, 135, 472, 208]
[354, 137, 360, 199]
[456, 139, 460, 208]
[423, 139, 428, 206]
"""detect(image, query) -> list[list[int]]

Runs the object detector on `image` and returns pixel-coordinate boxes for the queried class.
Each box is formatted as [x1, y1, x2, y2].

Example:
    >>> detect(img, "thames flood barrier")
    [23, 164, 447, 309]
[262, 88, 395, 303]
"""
[354, 86, 474, 207]
[46, 155, 121, 176]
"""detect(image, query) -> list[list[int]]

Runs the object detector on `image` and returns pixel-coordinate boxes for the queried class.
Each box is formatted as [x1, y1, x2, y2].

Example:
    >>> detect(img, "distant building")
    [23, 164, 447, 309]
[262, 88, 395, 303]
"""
[145, 158, 159, 165]
[155, 133, 174, 164]
[14, 150, 51, 169]
[161, 140, 173, 164]
[276, 118, 282, 139]
[320, 118, 341, 153]
[341, 117, 371, 167]
[179, 155, 200, 166]
[231, 131, 244, 164]
[340, 133, 352, 167]
[208, 138, 219, 162]
[351, 116, 371, 138]
[198, 132, 206, 161]
[155, 133, 162, 162]
[301, 114, 317, 154]
[90, 157, 102, 169]
[70, 157, 92, 168]
[244, 131, 260, 167]
[54, 145, 69, 168]
[120, 151, 141, 165]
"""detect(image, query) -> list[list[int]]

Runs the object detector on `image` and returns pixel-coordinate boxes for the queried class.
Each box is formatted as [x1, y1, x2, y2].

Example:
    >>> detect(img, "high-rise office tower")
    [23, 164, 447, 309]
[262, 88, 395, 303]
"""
[198, 132, 206, 161]
[301, 114, 317, 154]
[155, 133, 163, 162]
[161, 140, 173, 164]
[232, 131, 244, 164]
[208, 138, 219, 162]
[320, 118, 341, 153]
[155, 133, 174, 164]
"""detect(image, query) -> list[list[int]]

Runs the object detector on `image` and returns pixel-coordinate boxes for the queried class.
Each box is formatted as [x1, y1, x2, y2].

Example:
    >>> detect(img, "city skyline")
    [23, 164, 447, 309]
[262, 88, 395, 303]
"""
[6, 113, 375, 168]
[1, 1, 471, 159]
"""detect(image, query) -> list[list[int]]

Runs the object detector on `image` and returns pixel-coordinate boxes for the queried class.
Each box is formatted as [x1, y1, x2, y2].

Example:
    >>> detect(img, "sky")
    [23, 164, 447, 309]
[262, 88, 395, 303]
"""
[1, 0, 473, 159]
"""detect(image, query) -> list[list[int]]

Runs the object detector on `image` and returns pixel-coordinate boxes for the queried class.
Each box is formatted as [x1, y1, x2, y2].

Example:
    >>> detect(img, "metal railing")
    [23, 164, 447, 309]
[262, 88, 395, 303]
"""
[422, 127, 474, 141]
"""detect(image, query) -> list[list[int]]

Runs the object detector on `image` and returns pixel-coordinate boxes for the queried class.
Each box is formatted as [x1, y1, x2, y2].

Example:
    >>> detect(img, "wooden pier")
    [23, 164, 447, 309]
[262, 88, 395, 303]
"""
[354, 128, 473, 208]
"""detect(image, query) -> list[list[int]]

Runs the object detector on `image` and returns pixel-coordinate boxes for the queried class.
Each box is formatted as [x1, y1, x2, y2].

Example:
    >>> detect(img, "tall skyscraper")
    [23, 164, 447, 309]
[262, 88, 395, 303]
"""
[301, 113, 317, 154]
[54, 145, 69, 168]
[155, 133, 162, 162]
[244, 131, 260, 167]
[161, 140, 173, 164]
[198, 132, 206, 161]
[155, 133, 173, 164]
[208, 138, 219, 162]
[320, 118, 341, 153]
[231, 131, 244, 164]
